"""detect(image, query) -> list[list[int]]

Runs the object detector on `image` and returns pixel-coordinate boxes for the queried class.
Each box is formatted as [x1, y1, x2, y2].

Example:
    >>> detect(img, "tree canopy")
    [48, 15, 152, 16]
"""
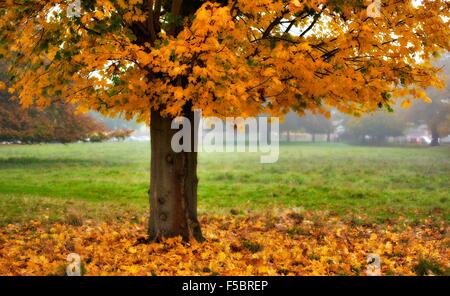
[0, 97, 107, 143]
[0, 0, 448, 122]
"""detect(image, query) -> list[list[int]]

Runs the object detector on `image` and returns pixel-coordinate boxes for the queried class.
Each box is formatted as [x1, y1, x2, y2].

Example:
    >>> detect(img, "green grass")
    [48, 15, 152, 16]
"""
[0, 142, 449, 225]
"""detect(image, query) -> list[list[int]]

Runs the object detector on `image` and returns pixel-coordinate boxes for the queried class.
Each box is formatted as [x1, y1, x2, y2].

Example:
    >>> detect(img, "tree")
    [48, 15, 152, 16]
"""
[342, 111, 406, 145]
[0, 83, 107, 144]
[406, 56, 450, 146]
[280, 112, 302, 142]
[280, 112, 335, 142]
[298, 112, 335, 142]
[0, 0, 448, 241]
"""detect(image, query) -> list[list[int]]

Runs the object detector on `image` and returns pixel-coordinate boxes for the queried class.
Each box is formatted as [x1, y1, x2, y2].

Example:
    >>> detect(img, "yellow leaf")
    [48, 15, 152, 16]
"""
[401, 99, 412, 108]
[218, 252, 226, 262]
[423, 96, 432, 103]
[292, 0, 302, 7]
[174, 88, 184, 100]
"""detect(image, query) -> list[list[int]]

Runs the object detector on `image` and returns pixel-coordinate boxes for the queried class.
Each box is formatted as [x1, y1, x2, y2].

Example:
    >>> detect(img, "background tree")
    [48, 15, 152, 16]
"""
[298, 113, 335, 142]
[0, 80, 107, 144]
[0, 0, 448, 241]
[342, 111, 406, 145]
[406, 56, 450, 146]
[280, 112, 335, 142]
[280, 112, 302, 142]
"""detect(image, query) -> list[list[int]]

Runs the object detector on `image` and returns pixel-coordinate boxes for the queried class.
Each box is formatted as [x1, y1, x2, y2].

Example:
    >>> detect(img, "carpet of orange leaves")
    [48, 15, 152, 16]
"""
[0, 211, 448, 276]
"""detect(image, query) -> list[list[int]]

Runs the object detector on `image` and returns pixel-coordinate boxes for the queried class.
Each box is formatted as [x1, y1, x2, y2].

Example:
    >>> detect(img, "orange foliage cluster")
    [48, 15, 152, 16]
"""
[1, 1, 449, 122]
[0, 212, 448, 276]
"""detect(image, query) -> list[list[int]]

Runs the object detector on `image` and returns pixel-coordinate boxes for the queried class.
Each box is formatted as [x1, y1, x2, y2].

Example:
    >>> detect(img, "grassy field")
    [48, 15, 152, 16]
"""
[0, 142, 449, 225]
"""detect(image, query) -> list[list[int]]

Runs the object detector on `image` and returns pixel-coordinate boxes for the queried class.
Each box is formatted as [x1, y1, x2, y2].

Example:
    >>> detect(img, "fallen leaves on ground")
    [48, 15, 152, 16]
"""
[0, 211, 448, 276]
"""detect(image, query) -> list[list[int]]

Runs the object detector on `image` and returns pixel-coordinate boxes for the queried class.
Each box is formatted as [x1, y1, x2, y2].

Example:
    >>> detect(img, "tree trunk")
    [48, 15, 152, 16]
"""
[430, 124, 440, 146]
[326, 132, 331, 143]
[311, 133, 316, 143]
[148, 107, 203, 242]
[361, 136, 366, 145]
[286, 130, 291, 142]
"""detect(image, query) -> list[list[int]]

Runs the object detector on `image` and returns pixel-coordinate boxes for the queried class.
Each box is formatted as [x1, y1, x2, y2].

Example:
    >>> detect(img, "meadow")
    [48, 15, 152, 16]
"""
[0, 142, 449, 225]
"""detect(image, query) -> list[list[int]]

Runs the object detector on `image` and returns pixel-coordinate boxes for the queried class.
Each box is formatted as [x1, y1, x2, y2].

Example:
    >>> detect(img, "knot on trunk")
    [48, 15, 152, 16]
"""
[159, 212, 168, 221]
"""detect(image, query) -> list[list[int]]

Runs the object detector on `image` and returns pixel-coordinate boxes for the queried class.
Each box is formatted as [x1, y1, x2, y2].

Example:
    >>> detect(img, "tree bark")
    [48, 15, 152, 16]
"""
[148, 107, 203, 242]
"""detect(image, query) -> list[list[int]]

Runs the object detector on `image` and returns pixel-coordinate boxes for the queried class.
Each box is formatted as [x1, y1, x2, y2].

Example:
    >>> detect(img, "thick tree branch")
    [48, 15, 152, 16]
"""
[169, 0, 183, 37]
[145, 0, 158, 44]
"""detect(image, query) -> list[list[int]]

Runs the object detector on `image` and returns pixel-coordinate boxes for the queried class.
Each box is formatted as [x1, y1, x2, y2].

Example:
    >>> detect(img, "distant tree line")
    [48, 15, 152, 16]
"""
[281, 101, 449, 146]
[280, 58, 449, 146]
